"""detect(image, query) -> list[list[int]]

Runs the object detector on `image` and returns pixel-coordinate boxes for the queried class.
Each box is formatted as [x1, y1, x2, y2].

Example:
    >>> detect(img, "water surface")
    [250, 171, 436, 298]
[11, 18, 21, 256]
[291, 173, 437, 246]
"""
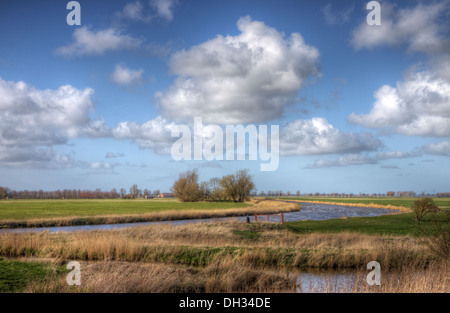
[1, 201, 398, 233]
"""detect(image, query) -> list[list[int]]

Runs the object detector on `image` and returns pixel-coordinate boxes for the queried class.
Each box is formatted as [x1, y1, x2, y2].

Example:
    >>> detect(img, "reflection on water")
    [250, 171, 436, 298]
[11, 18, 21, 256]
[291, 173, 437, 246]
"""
[295, 270, 358, 293]
[1, 201, 398, 233]
[281, 201, 398, 222]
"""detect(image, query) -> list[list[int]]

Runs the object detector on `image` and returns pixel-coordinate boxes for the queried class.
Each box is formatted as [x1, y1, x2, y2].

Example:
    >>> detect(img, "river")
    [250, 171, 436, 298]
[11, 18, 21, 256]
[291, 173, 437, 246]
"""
[1, 201, 398, 233]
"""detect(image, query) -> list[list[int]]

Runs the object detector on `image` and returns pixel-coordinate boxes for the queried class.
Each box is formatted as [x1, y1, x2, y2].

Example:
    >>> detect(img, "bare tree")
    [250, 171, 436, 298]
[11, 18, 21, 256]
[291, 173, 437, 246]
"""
[208, 177, 224, 201]
[220, 169, 255, 202]
[171, 169, 202, 202]
[220, 174, 238, 201]
[130, 184, 140, 199]
[0, 187, 10, 199]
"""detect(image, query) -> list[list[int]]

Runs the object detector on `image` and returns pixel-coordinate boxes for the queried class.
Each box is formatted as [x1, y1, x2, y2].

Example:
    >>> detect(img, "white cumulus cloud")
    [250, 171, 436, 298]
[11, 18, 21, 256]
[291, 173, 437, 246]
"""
[351, 2, 450, 53]
[110, 64, 144, 86]
[348, 70, 450, 137]
[56, 26, 143, 57]
[280, 118, 382, 156]
[151, 0, 177, 21]
[120, 1, 152, 23]
[156, 16, 320, 124]
[112, 116, 178, 154]
[0, 77, 109, 167]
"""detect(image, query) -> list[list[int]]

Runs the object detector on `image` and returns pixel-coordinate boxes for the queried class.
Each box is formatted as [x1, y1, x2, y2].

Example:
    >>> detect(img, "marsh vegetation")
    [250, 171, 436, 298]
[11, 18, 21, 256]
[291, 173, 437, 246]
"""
[0, 197, 448, 293]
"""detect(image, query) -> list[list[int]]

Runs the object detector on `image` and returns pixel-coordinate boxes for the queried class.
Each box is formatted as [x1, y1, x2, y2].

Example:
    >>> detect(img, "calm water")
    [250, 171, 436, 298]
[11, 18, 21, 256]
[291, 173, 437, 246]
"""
[295, 270, 358, 293]
[1, 201, 398, 233]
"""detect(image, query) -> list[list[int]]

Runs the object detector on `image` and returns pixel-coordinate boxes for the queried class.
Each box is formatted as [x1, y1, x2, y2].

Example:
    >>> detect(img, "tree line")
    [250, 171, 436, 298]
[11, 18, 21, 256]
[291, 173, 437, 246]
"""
[0, 186, 162, 200]
[171, 169, 255, 203]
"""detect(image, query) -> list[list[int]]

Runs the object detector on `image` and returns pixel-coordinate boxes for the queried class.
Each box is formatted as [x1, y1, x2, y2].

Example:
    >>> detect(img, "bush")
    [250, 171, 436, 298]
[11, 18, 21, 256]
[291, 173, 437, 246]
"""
[411, 197, 440, 223]
[220, 169, 255, 203]
[171, 169, 203, 202]
[171, 169, 255, 203]
[419, 211, 450, 260]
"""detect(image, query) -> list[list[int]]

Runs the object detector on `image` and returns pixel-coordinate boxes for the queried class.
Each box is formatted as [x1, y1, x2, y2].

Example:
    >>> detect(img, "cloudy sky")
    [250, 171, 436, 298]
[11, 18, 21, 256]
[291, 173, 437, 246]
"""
[0, 0, 449, 194]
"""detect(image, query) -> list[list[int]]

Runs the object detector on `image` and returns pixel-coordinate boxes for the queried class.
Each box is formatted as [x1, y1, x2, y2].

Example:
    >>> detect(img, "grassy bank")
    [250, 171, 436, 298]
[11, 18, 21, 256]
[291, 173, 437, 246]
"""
[285, 211, 448, 236]
[0, 199, 300, 229]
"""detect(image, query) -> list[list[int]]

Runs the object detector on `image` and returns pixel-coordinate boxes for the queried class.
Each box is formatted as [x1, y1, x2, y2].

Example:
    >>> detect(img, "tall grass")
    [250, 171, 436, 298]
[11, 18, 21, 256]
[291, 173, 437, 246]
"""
[2, 218, 447, 293]
[0, 221, 436, 270]
[25, 258, 295, 293]
[22, 257, 448, 293]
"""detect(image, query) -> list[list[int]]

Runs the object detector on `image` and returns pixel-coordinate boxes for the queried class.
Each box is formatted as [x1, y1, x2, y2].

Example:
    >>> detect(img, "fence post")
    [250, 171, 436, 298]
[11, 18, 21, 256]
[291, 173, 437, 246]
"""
[254, 212, 257, 222]
[280, 212, 284, 224]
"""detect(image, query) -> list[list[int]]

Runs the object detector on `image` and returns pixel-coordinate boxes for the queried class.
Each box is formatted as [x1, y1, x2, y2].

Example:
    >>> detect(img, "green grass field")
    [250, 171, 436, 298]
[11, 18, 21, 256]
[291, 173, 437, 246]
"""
[0, 258, 65, 293]
[285, 211, 449, 236]
[278, 197, 450, 208]
[0, 198, 250, 220]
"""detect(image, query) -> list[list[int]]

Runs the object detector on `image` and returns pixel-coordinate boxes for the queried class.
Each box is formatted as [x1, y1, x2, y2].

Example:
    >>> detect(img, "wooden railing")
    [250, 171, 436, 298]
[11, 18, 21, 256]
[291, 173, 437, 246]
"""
[254, 212, 284, 224]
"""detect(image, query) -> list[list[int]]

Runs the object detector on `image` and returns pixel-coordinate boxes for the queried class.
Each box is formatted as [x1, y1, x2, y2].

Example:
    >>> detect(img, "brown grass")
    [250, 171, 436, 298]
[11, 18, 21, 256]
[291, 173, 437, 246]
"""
[0, 221, 436, 270]
[20, 257, 448, 293]
[2, 217, 448, 293]
[24, 258, 295, 293]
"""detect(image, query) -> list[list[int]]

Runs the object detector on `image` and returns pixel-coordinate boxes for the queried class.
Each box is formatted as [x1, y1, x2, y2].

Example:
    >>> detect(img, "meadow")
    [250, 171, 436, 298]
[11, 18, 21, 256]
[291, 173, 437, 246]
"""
[285, 211, 449, 236]
[0, 198, 301, 228]
[0, 198, 250, 220]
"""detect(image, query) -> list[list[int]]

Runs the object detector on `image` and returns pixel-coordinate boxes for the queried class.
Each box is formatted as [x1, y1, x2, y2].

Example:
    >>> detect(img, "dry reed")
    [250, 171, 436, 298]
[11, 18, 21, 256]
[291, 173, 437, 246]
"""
[24, 258, 295, 293]
[0, 221, 436, 270]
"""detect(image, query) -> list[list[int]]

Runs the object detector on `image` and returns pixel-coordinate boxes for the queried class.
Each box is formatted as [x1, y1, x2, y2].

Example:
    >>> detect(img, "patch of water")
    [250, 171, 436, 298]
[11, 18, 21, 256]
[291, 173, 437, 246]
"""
[295, 270, 358, 293]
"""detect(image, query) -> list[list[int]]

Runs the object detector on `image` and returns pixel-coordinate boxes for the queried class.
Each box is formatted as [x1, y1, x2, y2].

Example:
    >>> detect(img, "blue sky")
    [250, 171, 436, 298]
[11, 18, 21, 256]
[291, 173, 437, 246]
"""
[0, 0, 449, 194]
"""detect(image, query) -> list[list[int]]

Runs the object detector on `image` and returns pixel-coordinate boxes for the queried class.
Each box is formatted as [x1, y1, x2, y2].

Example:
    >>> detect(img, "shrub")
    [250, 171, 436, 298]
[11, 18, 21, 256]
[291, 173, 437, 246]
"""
[411, 197, 440, 223]
[419, 211, 450, 260]
[170, 169, 203, 202]
[220, 169, 255, 203]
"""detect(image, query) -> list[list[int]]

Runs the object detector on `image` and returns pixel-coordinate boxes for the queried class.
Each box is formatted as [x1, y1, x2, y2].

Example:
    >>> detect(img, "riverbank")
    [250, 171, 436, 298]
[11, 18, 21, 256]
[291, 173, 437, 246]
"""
[278, 196, 450, 213]
[0, 199, 300, 229]
[279, 198, 411, 213]
[285, 211, 449, 236]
